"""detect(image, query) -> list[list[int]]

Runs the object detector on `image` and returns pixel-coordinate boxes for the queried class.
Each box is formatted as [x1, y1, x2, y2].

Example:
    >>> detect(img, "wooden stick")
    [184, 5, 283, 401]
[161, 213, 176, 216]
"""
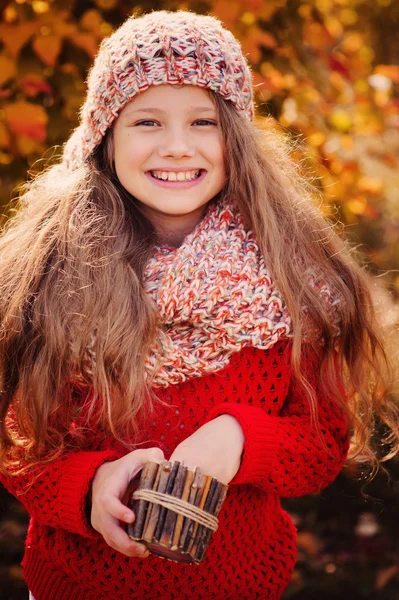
[189, 477, 218, 559]
[159, 462, 187, 547]
[153, 461, 180, 542]
[128, 461, 159, 540]
[185, 474, 213, 553]
[195, 483, 228, 562]
[170, 468, 195, 551]
[141, 461, 170, 543]
[178, 468, 204, 552]
[192, 480, 225, 562]
[142, 461, 171, 543]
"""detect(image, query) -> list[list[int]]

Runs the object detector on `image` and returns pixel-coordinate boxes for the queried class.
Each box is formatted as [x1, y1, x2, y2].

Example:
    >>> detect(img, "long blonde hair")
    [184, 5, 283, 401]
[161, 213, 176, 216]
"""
[0, 91, 397, 475]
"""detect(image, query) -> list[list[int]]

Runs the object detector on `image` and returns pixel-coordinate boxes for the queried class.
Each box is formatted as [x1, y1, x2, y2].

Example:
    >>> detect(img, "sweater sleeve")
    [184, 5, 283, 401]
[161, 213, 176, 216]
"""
[0, 445, 123, 538]
[205, 343, 350, 497]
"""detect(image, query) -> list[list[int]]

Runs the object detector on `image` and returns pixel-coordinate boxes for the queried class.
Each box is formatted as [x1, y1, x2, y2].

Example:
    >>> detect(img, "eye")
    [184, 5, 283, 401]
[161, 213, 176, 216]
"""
[193, 119, 217, 126]
[134, 120, 159, 127]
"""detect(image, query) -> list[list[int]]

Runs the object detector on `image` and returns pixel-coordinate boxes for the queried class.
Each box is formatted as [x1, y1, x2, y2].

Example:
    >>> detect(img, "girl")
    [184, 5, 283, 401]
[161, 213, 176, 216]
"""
[0, 10, 397, 600]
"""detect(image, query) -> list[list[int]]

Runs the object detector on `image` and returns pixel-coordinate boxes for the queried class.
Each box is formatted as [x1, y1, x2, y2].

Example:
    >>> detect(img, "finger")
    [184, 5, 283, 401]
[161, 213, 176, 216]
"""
[102, 521, 150, 557]
[124, 447, 166, 481]
[103, 495, 135, 524]
[133, 447, 165, 468]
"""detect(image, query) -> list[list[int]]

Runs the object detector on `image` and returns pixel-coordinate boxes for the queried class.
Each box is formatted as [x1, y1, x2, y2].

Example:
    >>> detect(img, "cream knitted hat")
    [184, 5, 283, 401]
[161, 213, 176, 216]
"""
[62, 10, 254, 170]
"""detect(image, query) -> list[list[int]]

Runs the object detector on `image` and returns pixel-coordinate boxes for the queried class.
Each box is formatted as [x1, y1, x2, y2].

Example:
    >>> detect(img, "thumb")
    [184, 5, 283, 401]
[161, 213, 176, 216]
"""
[128, 447, 165, 480]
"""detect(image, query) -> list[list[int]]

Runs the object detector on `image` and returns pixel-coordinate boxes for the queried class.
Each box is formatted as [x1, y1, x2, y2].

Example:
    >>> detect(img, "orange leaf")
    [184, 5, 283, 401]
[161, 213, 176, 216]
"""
[0, 21, 39, 58]
[4, 101, 48, 142]
[19, 74, 52, 97]
[256, 0, 286, 21]
[212, 0, 241, 27]
[81, 9, 104, 38]
[303, 21, 334, 51]
[0, 54, 17, 87]
[39, 12, 77, 38]
[0, 122, 11, 149]
[32, 34, 62, 66]
[69, 32, 99, 58]
[375, 64, 399, 84]
[242, 28, 277, 64]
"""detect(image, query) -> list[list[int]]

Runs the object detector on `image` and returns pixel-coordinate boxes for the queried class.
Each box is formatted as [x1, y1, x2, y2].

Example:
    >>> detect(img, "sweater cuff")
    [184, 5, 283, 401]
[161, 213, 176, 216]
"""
[205, 403, 281, 486]
[59, 449, 122, 538]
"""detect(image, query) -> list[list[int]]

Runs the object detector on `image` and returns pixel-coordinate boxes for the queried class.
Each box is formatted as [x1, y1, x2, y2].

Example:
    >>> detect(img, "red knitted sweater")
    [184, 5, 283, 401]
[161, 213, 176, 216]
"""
[0, 340, 349, 600]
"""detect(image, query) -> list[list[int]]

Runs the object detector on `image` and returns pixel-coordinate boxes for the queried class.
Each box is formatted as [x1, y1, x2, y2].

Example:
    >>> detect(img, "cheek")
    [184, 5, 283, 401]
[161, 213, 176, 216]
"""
[115, 133, 150, 170]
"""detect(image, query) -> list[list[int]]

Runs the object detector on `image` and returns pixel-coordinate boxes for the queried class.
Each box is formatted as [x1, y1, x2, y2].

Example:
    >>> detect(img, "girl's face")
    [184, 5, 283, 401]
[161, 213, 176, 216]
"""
[113, 84, 226, 243]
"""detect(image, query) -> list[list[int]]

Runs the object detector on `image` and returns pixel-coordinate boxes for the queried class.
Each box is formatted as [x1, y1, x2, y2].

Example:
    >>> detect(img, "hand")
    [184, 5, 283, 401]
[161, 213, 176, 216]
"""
[169, 415, 244, 484]
[90, 447, 164, 557]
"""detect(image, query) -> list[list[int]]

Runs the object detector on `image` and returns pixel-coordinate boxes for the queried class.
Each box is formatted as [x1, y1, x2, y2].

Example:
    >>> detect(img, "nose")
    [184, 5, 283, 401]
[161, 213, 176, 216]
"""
[158, 126, 195, 159]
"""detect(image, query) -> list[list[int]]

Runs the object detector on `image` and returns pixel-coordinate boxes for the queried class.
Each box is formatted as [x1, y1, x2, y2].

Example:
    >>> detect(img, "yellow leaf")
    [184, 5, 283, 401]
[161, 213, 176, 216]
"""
[32, 1, 50, 14]
[315, 0, 333, 12]
[4, 101, 48, 142]
[3, 6, 17, 23]
[308, 132, 326, 147]
[16, 135, 44, 157]
[32, 34, 62, 66]
[358, 176, 383, 195]
[0, 150, 13, 165]
[340, 135, 353, 150]
[0, 55, 17, 87]
[328, 109, 352, 132]
[324, 16, 343, 39]
[339, 8, 358, 26]
[341, 32, 363, 53]
[241, 12, 256, 26]
[347, 196, 367, 215]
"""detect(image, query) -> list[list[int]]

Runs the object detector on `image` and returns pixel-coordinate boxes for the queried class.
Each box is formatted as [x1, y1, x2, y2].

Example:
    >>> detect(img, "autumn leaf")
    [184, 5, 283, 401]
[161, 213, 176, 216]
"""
[32, 34, 63, 67]
[241, 27, 277, 64]
[375, 64, 399, 84]
[0, 55, 17, 87]
[80, 9, 105, 38]
[0, 122, 11, 149]
[302, 21, 334, 51]
[328, 109, 352, 132]
[0, 21, 39, 58]
[3, 101, 48, 142]
[15, 135, 45, 157]
[212, 0, 242, 27]
[69, 32, 99, 58]
[18, 74, 53, 97]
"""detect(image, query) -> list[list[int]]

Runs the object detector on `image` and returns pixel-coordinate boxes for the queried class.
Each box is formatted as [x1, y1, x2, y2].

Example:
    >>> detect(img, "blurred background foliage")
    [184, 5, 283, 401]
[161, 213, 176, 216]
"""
[0, 0, 398, 598]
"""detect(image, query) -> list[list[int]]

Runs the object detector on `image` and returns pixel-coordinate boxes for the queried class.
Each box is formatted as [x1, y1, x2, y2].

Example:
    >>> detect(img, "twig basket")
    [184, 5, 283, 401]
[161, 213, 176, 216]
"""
[128, 460, 228, 564]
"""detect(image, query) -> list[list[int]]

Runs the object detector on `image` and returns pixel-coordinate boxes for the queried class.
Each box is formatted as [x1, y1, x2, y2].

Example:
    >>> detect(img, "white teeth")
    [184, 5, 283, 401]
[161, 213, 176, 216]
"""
[151, 170, 201, 181]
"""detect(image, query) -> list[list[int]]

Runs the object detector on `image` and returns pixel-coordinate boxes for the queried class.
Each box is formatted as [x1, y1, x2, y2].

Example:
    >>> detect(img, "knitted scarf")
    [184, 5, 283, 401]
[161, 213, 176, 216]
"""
[143, 197, 341, 388]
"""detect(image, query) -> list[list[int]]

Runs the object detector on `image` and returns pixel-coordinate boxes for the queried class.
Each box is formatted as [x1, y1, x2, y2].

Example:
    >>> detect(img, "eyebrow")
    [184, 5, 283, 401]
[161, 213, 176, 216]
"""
[122, 106, 216, 119]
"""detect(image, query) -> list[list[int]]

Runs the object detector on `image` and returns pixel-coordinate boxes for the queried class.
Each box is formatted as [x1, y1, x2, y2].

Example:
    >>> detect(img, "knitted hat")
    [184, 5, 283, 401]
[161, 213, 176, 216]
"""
[62, 10, 254, 170]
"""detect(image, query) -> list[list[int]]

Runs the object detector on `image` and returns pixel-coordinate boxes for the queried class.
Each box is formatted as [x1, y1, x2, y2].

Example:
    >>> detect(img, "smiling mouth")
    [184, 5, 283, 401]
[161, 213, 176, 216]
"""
[149, 169, 203, 182]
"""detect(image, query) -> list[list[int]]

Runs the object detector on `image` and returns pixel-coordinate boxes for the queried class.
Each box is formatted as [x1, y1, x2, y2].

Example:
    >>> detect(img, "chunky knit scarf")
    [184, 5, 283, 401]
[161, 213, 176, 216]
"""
[143, 197, 341, 388]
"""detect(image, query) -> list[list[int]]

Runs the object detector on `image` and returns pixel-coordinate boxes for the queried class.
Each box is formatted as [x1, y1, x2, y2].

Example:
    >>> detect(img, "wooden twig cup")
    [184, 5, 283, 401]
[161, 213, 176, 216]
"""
[128, 460, 228, 563]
